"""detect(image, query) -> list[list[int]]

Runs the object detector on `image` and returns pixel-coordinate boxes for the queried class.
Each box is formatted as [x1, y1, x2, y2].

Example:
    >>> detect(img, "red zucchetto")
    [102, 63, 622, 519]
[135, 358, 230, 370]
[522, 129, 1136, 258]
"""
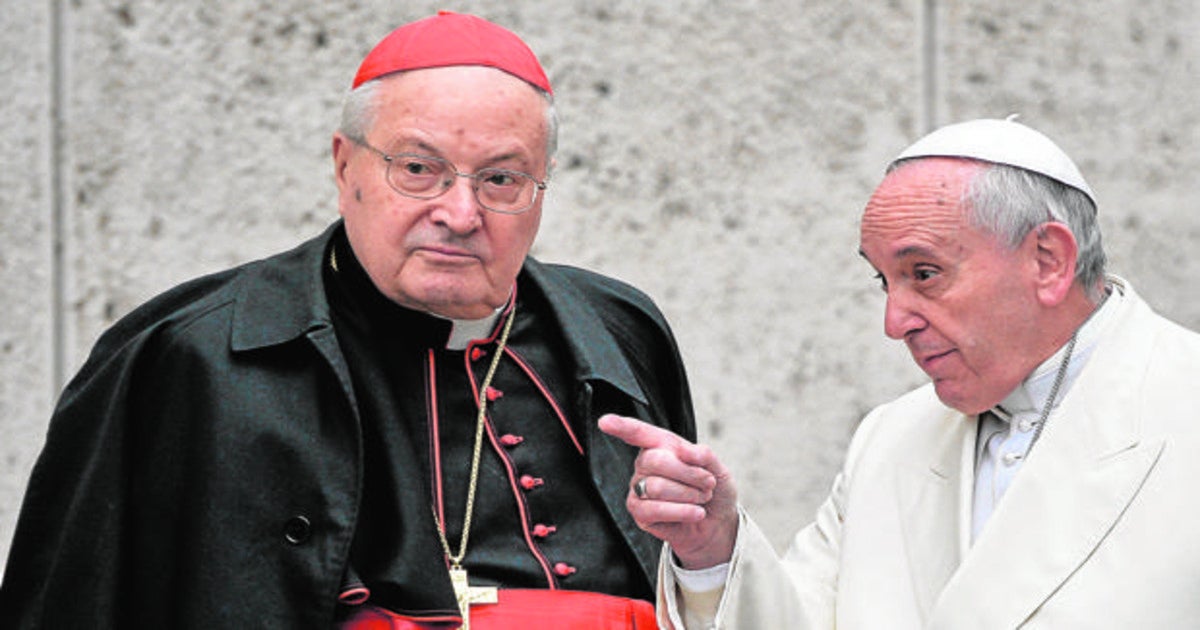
[351, 10, 552, 94]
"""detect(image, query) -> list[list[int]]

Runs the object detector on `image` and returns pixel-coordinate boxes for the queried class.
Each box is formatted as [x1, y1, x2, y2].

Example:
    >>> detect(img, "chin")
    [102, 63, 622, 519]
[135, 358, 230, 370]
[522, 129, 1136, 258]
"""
[933, 384, 990, 416]
[401, 280, 478, 309]
[422, 292, 503, 319]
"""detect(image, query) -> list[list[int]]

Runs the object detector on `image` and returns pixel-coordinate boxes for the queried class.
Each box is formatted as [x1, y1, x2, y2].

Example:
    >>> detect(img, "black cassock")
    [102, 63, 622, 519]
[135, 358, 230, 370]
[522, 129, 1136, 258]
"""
[1, 222, 694, 628]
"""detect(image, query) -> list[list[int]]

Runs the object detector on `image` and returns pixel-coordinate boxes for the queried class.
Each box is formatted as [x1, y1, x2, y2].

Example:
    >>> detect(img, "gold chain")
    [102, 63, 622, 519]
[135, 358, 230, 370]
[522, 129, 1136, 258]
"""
[433, 304, 517, 568]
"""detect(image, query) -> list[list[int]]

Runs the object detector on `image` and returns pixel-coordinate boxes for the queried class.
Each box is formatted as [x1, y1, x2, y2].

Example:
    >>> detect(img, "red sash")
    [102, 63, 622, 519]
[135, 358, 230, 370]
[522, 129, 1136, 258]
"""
[339, 589, 657, 629]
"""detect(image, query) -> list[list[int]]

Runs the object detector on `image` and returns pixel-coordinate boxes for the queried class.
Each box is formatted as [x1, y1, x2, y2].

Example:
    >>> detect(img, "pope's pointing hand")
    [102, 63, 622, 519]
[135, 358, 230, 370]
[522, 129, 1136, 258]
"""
[598, 413, 739, 569]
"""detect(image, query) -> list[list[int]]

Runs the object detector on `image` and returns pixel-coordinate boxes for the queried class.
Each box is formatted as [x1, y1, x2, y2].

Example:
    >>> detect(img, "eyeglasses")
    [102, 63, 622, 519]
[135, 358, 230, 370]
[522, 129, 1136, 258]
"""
[355, 140, 547, 214]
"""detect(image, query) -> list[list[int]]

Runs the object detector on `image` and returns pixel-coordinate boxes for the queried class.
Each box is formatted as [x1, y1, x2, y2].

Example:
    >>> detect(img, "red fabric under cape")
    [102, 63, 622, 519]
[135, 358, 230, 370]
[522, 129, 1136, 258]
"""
[340, 588, 656, 629]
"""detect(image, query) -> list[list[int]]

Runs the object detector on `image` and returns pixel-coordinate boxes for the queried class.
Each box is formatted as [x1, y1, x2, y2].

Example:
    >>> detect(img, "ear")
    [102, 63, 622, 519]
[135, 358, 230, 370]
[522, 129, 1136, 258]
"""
[331, 133, 358, 217]
[332, 133, 353, 188]
[1030, 222, 1079, 307]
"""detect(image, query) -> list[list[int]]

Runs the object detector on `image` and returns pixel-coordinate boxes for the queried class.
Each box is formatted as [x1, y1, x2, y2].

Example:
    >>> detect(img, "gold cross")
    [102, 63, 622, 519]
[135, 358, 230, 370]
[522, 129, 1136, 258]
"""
[450, 567, 498, 630]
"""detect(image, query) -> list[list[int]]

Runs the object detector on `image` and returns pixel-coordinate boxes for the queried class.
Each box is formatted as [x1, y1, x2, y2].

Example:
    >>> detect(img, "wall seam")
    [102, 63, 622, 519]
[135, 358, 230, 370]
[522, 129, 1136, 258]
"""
[50, 0, 67, 394]
[921, 0, 939, 133]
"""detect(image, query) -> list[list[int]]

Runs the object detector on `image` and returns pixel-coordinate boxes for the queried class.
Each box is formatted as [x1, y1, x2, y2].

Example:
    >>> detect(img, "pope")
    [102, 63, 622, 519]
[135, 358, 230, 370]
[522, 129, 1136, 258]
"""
[603, 117, 1200, 629]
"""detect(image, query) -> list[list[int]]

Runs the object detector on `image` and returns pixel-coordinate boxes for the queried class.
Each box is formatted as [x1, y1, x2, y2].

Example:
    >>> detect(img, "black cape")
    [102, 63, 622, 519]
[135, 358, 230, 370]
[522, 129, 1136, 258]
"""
[0, 222, 695, 628]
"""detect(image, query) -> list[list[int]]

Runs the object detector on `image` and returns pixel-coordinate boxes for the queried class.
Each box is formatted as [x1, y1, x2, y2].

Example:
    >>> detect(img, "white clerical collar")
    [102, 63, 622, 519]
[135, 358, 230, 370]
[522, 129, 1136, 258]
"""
[437, 302, 507, 351]
[994, 282, 1123, 419]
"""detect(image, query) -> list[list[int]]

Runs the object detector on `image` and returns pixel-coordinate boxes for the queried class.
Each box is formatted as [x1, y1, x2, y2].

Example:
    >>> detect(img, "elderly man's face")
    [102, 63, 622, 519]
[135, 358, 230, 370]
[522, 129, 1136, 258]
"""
[333, 66, 549, 319]
[859, 158, 1046, 414]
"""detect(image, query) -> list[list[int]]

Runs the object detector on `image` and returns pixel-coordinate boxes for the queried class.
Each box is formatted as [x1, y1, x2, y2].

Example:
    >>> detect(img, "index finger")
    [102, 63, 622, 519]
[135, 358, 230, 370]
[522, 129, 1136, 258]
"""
[598, 413, 690, 451]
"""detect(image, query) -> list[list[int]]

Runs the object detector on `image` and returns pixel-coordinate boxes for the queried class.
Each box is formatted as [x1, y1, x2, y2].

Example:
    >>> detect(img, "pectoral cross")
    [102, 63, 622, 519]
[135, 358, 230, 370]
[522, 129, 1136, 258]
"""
[450, 566, 498, 630]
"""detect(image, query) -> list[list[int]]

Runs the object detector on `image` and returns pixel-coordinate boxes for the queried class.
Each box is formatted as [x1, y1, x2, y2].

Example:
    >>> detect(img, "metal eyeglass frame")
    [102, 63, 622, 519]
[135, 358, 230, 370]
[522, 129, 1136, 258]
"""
[354, 139, 547, 215]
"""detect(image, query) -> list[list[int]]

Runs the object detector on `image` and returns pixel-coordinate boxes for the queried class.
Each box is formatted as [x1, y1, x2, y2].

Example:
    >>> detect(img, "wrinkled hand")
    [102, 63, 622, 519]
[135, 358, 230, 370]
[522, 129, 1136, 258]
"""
[598, 413, 739, 570]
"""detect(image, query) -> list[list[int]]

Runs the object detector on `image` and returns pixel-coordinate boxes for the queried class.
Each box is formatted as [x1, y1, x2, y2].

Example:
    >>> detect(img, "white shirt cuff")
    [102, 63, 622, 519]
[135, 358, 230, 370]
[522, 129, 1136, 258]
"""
[671, 556, 731, 592]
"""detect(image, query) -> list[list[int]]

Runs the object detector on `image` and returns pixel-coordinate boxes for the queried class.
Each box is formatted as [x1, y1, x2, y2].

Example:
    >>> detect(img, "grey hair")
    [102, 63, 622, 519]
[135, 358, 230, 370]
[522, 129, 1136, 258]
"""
[338, 73, 559, 174]
[964, 162, 1107, 302]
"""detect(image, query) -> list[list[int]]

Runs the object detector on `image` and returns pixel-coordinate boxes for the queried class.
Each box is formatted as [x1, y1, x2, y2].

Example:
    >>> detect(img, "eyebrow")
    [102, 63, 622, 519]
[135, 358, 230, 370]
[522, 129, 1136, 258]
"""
[857, 243, 946, 276]
[392, 138, 530, 169]
[894, 245, 938, 259]
[380, 138, 446, 158]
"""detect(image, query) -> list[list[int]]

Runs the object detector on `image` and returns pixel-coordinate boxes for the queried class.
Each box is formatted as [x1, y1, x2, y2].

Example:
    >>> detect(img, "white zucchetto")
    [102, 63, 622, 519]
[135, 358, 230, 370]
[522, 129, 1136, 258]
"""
[893, 117, 1096, 208]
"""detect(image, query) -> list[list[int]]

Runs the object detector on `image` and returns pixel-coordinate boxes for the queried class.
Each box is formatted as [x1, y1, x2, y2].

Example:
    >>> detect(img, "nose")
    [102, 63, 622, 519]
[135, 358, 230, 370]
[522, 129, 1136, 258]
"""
[431, 174, 483, 234]
[883, 289, 926, 340]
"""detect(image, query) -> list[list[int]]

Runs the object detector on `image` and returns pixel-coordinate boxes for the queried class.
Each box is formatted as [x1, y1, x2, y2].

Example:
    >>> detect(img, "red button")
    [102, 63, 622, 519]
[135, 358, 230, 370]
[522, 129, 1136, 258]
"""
[470, 347, 487, 361]
[500, 434, 525, 447]
[532, 524, 557, 538]
[553, 562, 577, 577]
[486, 387, 503, 401]
[520, 475, 544, 490]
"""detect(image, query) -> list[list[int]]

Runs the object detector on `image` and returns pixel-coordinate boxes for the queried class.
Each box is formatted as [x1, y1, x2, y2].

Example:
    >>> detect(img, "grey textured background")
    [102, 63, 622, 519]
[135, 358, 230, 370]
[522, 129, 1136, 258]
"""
[3, 0, 1198, 576]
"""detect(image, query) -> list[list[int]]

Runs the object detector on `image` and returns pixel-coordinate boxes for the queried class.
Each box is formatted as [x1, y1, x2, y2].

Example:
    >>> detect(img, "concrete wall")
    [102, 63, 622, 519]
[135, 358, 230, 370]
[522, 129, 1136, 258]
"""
[3, 0, 1198, 576]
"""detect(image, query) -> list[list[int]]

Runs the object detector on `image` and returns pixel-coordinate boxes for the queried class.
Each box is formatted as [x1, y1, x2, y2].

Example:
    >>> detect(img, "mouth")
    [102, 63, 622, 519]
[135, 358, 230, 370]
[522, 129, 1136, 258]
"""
[916, 348, 956, 372]
[414, 244, 479, 264]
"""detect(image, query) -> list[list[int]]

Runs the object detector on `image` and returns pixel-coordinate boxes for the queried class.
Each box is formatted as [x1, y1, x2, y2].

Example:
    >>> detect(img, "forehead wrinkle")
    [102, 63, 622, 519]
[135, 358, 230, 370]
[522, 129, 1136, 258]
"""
[866, 157, 980, 214]
[863, 178, 967, 222]
[861, 162, 975, 264]
[861, 203, 961, 255]
[371, 67, 546, 167]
